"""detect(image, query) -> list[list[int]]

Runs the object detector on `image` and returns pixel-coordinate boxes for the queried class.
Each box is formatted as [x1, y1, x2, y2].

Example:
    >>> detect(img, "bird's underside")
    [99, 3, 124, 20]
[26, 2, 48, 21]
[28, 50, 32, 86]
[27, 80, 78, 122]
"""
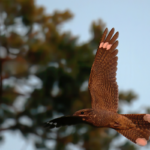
[44, 28, 150, 147]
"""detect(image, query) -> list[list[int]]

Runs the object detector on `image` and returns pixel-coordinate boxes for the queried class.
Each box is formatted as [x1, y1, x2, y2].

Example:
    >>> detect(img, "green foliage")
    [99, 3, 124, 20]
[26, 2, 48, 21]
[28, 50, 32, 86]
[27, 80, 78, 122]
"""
[119, 91, 137, 103]
[0, 0, 139, 150]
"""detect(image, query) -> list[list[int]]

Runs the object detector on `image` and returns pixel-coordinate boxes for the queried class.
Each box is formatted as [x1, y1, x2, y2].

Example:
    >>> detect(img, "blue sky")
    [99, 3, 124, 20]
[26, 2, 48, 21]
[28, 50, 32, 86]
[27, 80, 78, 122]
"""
[1, 0, 150, 150]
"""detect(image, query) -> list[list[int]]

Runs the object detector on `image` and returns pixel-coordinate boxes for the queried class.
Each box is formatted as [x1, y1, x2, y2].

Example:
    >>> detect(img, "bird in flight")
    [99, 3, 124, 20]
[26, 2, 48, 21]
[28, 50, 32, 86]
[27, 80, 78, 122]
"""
[44, 28, 150, 146]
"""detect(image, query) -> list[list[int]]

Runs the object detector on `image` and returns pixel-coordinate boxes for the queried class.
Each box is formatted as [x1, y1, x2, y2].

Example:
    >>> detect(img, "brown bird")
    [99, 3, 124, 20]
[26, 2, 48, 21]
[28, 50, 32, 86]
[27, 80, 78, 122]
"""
[44, 28, 150, 146]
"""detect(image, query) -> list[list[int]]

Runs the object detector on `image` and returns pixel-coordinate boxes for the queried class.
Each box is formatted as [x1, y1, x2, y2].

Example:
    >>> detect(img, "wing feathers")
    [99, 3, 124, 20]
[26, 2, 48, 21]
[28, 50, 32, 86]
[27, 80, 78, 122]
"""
[88, 28, 119, 112]
[44, 116, 84, 129]
[110, 41, 119, 51]
[105, 28, 115, 42]
[101, 28, 108, 42]
[111, 49, 118, 58]
[109, 32, 119, 44]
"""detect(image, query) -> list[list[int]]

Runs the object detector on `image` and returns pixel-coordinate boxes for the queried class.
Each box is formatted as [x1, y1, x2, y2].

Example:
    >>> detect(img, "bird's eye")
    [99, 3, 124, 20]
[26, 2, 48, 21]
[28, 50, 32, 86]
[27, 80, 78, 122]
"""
[81, 111, 84, 114]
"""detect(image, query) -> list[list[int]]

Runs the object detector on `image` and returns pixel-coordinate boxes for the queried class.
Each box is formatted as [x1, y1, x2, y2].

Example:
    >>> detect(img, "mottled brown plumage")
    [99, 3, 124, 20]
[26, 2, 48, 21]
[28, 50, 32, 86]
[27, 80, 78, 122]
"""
[44, 28, 150, 146]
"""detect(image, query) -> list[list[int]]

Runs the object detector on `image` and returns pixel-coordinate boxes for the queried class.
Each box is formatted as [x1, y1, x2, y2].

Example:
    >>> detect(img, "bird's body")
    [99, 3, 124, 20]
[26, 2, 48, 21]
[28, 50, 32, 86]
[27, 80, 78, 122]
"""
[44, 28, 150, 146]
[73, 109, 135, 130]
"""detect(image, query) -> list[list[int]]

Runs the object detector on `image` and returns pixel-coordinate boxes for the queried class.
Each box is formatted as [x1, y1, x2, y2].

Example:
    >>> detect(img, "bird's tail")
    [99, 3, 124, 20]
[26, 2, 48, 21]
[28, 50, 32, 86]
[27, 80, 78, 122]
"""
[116, 114, 150, 146]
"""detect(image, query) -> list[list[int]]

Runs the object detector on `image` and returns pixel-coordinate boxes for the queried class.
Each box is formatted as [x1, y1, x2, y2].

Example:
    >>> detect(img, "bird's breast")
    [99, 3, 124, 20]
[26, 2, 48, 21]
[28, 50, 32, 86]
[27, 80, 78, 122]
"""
[88, 110, 116, 127]
[89, 110, 135, 130]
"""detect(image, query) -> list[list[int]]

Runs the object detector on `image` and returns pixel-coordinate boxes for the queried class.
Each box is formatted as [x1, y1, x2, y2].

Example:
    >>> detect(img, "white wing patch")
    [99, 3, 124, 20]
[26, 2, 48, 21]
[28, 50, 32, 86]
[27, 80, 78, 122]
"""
[99, 42, 104, 48]
[106, 44, 112, 50]
[99, 42, 112, 50]
[143, 114, 150, 123]
[136, 138, 147, 146]
[103, 42, 109, 48]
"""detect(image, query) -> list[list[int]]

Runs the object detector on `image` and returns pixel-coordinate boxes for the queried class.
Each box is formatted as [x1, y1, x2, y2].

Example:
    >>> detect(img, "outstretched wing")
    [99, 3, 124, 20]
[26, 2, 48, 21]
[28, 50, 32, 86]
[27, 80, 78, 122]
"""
[88, 28, 119, 112]
[44, 116, 84, 129]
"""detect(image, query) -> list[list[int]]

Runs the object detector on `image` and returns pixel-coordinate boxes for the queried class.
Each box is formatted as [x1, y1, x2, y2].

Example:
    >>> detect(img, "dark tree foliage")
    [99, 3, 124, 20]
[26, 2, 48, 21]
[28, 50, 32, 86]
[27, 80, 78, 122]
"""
[0, 0, 140, 149]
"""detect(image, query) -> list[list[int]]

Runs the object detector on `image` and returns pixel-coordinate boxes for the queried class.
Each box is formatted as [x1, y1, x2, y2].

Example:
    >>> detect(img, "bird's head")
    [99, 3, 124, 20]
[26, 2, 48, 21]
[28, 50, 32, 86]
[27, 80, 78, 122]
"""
[73, 108, 94, 123]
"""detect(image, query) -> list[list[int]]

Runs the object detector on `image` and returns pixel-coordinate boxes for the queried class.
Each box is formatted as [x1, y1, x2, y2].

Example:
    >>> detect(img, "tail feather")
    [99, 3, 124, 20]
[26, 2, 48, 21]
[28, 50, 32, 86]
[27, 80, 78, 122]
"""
[123, 114, 150, 129]
[116, 114, 150, 146]
[116, 128, 150, 146]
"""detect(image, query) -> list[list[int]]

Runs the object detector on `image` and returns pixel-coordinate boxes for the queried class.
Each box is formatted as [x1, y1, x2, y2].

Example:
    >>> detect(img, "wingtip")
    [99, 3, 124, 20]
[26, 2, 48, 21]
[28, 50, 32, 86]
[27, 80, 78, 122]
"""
[114, 40, 119, 46]
[104, 27, 117, 34]
[101, 28, 108, 42]
[110, 28, 115, 32]
[43, 121, 56, 129]
[104, 28, 108, 33]
[116, 31, 119, 37]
